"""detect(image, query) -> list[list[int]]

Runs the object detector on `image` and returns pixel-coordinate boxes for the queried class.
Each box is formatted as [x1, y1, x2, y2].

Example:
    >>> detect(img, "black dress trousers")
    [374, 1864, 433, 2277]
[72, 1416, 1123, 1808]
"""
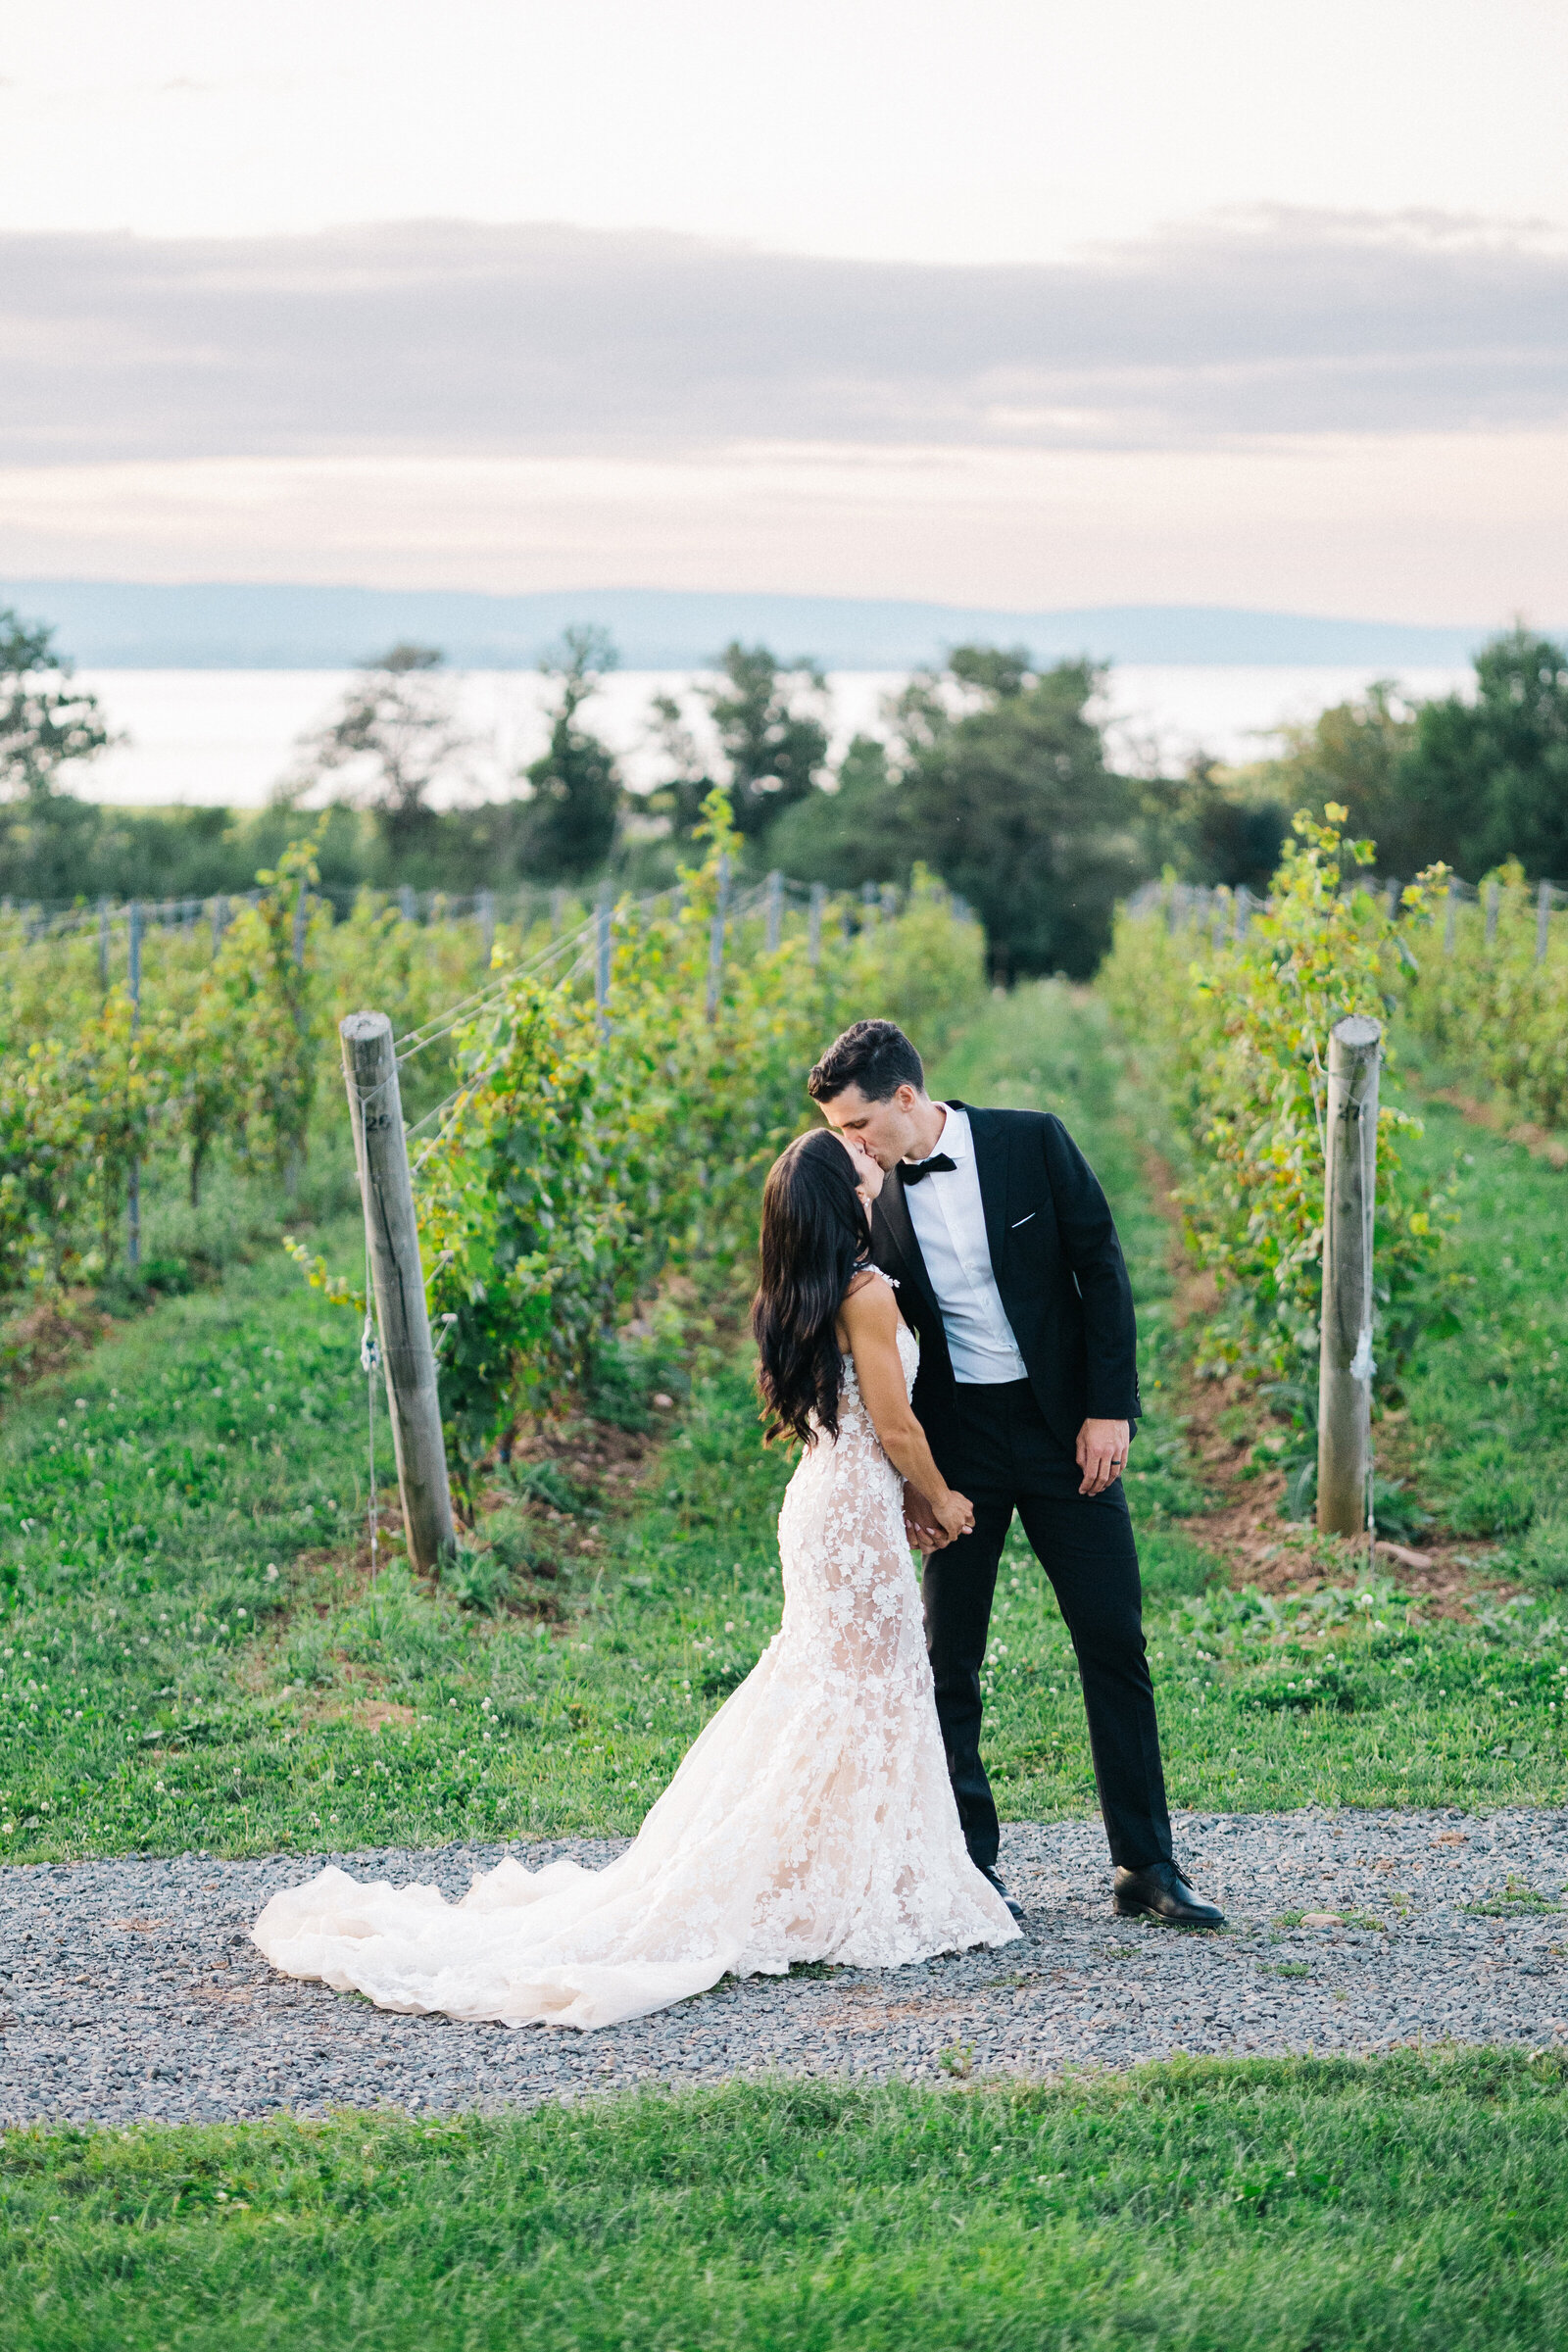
[923, 1378, 1174, 1876]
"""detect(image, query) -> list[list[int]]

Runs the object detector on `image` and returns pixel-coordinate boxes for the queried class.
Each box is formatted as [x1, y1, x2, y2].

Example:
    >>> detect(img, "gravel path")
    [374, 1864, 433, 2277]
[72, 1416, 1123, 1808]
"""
[3, 1810, 1566, 2128]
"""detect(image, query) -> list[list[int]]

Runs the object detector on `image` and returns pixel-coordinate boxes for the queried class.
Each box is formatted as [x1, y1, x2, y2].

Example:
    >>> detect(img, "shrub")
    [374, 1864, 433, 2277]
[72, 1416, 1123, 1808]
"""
[1402, 860, 1568, 1131]
[411, 796, 985, 1476]
[1102, 807, 1454, 1387]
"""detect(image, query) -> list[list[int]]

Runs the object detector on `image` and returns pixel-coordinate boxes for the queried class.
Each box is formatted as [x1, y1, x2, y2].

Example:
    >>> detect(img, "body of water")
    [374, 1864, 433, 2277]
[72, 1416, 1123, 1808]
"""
[73, 664, 1474, 808]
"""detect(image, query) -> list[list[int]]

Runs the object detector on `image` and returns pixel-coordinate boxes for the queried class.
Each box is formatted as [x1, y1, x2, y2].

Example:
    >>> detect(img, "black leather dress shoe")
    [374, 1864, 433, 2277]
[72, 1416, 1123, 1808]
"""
[1112, 1860, 1224, 1928]
[978, 1865, 1026, 1925]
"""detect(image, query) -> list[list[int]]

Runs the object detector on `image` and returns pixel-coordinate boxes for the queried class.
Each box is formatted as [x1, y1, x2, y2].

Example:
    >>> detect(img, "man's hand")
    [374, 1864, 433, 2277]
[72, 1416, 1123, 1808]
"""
[1076, 1418, 1131, 1497]
[903, 1481, 949, 1553]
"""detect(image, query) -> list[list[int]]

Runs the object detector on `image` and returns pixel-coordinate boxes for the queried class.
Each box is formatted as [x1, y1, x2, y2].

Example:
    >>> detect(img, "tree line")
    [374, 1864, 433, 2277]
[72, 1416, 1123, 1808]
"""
[3, 603, 1564, 980]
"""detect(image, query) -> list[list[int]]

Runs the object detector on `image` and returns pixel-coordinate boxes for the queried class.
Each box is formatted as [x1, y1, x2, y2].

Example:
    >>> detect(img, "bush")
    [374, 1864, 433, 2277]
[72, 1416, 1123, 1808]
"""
[1403, 860, 1568, 1131]
[0, 804, 984, 1427]
[405, 796, 986, 1478]
[1102, 807, 1454, 1387]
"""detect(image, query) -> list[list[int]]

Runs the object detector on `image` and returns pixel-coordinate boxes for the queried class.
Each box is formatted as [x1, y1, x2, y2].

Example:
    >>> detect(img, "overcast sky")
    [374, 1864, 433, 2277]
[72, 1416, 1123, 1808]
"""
[1, 1, 1565, 621]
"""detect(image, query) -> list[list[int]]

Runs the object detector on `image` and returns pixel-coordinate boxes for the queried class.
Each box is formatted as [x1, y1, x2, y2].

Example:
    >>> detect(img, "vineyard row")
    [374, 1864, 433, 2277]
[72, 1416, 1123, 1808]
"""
[0, 808, 982, 1323]
[1126, 855, 1568, 1137]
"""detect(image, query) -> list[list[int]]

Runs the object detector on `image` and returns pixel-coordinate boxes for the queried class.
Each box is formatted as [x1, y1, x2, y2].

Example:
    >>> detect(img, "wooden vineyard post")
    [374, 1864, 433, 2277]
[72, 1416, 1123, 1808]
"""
[340, 1011, 456, 1574]
[286, 879, 308, 1203]
[1317, 1013, 1382, 1540]
[594, 889, 612, 1034]
[706, 853, 730, 1018]
[126, 900, 142, 1268]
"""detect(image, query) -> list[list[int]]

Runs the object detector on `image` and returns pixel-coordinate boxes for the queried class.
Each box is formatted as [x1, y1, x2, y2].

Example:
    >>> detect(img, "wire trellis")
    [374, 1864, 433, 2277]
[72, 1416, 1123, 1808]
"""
[1128, 869, 1568, 967]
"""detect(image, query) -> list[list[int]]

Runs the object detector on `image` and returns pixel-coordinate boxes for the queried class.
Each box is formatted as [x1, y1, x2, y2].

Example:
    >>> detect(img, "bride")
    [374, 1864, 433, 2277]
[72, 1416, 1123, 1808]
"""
[251, 1127, 1020, 2031]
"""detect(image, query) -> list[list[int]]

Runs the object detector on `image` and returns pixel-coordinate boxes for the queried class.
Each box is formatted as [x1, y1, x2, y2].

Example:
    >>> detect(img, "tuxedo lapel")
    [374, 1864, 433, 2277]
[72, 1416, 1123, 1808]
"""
[956, 1102, 1011, 1287]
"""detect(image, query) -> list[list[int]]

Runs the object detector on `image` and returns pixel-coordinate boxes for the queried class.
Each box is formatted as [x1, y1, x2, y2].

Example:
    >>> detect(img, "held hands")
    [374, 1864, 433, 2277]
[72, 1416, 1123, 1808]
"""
[903, 1479, 975, 1552]
[906, 1434, 1128, 1528]
[935, 1487, 976, 1544]
[1076, 1418, 1131, 1496]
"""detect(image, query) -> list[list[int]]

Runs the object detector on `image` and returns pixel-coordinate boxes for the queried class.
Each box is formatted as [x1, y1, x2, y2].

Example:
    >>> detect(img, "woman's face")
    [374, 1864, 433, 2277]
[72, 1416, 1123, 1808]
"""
[838, 1131, 884, 1217]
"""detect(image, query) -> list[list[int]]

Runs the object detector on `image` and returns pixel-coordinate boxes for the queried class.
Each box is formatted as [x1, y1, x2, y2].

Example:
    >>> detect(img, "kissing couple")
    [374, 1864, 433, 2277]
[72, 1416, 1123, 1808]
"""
[254, 1019, 1221, 2030]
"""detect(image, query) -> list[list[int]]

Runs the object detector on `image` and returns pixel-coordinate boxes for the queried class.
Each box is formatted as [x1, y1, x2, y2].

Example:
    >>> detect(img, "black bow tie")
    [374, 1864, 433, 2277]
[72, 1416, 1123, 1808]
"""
[901, 1152, 956, 1185]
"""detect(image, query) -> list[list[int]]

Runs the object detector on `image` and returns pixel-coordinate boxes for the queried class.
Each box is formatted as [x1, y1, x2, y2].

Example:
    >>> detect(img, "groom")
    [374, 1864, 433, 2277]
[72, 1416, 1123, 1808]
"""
[809, 1018, 1221, 1929]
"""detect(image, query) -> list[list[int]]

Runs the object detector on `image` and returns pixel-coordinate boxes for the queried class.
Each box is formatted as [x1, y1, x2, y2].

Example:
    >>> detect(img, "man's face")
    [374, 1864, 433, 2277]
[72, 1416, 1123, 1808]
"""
[817, 1082, 924, 1170]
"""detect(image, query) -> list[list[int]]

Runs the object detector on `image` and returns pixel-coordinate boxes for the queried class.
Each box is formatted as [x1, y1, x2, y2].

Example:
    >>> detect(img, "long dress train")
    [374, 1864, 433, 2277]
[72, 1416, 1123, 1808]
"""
[251, 1287, 1019, 2030]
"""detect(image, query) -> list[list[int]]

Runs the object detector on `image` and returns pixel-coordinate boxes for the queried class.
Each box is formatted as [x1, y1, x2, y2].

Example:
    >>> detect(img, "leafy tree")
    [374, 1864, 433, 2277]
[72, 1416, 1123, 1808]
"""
[1134, 755, 1289, 891]
[643, 689, 713, 847]
[1241, 682, 1426, 874]
[1401, 627, 1568, 877]
[643, 644, 831, 855]
[522, 627, 623, 882]
[1249, 633, 1568, 881]
[768, 647, 1139, 974]
[0, 784, 104, 903]
[0, 608, 113, 798]
[889, 650, 1137, 980]
[704, 643, 830, 842]
[293, 643, 468, 852]
[765, 733, 899, 889]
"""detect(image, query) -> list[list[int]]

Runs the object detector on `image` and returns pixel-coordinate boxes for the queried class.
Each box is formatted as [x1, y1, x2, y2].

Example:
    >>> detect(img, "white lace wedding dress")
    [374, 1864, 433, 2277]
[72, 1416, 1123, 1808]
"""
[251, 1279, 1019, 2031]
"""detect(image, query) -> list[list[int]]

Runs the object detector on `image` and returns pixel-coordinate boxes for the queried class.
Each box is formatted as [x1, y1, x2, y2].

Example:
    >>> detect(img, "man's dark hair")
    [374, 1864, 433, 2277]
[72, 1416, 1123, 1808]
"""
[807, 1018, 924, 1104]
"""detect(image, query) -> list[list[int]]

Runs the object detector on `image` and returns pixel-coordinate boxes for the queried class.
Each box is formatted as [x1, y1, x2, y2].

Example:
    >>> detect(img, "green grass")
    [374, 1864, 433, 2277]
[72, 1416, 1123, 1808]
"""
[1388, 1070, 1568, 1564]
[6, 987, 1568, 2344]
[6, 2055, 1568, 2349]
[936, 986, 1568, 1816]
[4, 983, 1568, 1864]
[0, 1235, 798, 1858]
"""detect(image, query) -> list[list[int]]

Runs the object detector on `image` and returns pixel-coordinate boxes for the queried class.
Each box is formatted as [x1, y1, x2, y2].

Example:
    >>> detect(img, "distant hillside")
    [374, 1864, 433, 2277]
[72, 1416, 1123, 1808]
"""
[0, 579, 1502, 671]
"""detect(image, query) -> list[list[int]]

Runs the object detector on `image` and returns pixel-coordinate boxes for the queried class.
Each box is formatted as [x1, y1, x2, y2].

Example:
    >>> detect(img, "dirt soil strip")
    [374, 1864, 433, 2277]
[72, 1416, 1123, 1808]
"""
[1136, 1138, 1517, 1613]
[1425, 1086, 1568, 1172]
[3, 1812, 1565, 2127]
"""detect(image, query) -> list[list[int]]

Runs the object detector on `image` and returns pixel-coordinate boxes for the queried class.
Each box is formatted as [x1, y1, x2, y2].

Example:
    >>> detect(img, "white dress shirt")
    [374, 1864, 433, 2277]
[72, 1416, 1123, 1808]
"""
[902, 1104, 1028, 1384]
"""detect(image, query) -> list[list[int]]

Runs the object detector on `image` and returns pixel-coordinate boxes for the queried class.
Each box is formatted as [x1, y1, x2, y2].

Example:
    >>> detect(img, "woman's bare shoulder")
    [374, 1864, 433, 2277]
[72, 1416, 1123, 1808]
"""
[840, 1266, 900, 1326]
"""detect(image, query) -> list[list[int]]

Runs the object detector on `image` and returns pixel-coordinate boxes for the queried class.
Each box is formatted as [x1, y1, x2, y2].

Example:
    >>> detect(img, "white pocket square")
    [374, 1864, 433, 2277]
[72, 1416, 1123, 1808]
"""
[1010, 1211, 1037, 1228]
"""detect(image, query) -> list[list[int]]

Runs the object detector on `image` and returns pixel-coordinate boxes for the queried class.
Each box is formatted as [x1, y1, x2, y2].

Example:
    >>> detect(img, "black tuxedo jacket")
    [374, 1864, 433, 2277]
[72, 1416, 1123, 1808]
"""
[867, 1102, 1140, 1454]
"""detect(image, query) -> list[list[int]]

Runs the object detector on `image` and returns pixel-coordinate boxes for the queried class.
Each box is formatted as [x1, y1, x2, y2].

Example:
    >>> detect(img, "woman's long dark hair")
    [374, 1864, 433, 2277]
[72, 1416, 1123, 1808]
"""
[753, 1127, 869, 1448]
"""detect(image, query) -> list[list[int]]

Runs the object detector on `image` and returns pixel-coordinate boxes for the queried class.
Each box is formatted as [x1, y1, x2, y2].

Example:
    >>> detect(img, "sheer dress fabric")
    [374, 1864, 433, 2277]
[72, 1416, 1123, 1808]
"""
[251, 1278, 1019, 2031]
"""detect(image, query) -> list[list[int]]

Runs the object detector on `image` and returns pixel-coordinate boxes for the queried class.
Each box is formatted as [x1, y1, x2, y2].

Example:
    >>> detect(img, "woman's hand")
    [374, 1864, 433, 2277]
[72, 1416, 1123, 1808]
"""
[903, 1481, 949, 1552]
[933, 1487, 975, 1544]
